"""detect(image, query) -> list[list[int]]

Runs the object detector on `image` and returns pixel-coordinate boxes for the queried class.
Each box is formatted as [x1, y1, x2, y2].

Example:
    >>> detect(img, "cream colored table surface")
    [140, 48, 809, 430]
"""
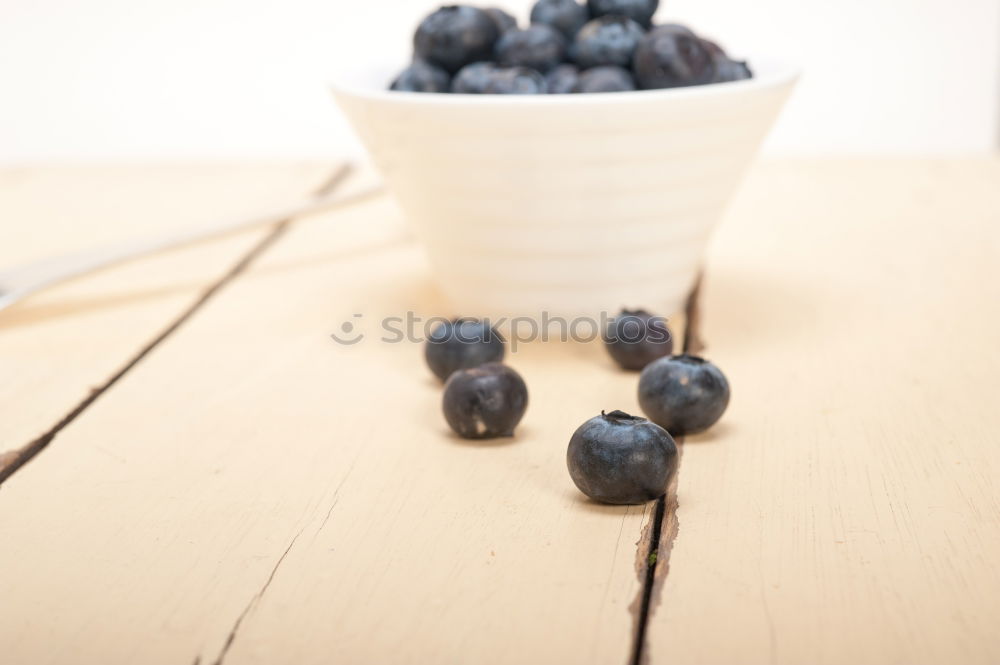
[1, 159, 998, 665]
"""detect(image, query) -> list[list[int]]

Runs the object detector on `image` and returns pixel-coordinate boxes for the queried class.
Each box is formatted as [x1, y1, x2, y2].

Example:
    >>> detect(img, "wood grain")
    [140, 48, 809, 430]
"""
[0, 164, 334, 465]
[0, 191, 664, 664]
[1, 159, 997, 665]
[646, 158, 1000, 664]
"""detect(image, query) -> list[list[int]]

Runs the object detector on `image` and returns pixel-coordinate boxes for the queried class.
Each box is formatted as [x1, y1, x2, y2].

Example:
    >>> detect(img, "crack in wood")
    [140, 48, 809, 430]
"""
[209, 528, 304, 665]
[0, 165, 351, 489]
[627, 271, 705, 664]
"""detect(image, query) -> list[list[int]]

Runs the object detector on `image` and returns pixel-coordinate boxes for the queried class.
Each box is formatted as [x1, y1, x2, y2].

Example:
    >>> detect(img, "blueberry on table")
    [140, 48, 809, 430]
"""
[638, 355, 730, 435]
[603, 309, 672, 370]
[572, 16, 645, 69]
[443, 363, 529, 439]
[484, 66, 548, 94]
[567, 410, 678, 504]
[545, 63, 581, 93]
[452, 62, 499, 93]
[389, 60, 451, 93]
[414, 6, 500, 74]
[633, 25, 716, 89]
[530, 0, 589, 40]
[484, 7, 518, 33]
[496, 25, 568, 74]
[572, 65, 636, 92]
[425, 318, 506, 381]
[587, 0, 659, 28]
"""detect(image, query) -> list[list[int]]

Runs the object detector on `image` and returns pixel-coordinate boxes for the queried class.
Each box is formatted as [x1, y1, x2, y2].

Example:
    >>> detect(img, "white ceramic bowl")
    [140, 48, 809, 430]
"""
[332, 59, 797, 318]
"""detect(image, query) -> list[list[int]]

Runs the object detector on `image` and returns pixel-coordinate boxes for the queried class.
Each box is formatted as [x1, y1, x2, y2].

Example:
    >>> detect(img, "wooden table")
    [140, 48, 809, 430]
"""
[1, 159, 998, 665]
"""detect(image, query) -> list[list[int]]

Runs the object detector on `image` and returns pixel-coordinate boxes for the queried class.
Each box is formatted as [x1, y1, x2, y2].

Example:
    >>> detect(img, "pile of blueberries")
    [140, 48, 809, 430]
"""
[425, 310, 730, 505]
[391, 1, 750, 95]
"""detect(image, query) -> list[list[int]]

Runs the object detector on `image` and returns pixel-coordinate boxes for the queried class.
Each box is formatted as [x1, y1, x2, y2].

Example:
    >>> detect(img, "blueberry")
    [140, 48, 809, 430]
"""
[452, 62, 498, 93]
[530, 0, 589, 40]
[545, 63, 580, 93]
[484, 7, 518, 33]
[697, 37, 753, 83]
[496, 25, 567, 74]
[425, 318, 506, 381]
[567, 410, 678, 504]
[443, 363, 529, 439]
[638, 355, 730, 435]
[389, 59, 451, 92]
[414, 6, 500, 74]
[603, 308, 673, 370]
[699, 35, 724, 57]
[572, 16, 644, 69]
[572, 65, 636, 92]
[712, 57, 752, 83]
[587, 0, 659, 28]
[484, 66, 547, 94]
[633, 25, 716, 89]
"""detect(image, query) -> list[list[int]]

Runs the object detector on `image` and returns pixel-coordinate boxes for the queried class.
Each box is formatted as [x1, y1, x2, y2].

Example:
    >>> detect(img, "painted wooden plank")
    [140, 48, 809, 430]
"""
[0, 189, 671, 664]
[646, 158, 1000, 664]
[0, 164, 334, 465]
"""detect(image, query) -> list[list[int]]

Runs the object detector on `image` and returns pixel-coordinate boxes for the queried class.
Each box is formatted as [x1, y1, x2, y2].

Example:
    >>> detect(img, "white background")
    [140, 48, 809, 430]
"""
[1, 0, 997, 162]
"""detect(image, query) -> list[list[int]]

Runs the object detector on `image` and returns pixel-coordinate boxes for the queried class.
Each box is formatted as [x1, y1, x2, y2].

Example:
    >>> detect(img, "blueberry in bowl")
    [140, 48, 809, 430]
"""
[567, 410, 678, 504]
[484, 6, 518, 33]
[572, 15, 645, 69]
[425, 318, 506, 381]
[530, 0, 589, 41]
[414, 6, 501, 74]
[587, 0, 659, 28]
[633, 24, 717, 89]
[390, 60, 452, 93]
[572, 65, 636, 92]
[387, 5, 760, 96]
[451, 61, 499, 93]
[495, 24, 567, 74]
[544, 63, 580, 93]
[638, 355, 730, 435]
[442, 363, 529, 439]
[484, 66, 547, 94]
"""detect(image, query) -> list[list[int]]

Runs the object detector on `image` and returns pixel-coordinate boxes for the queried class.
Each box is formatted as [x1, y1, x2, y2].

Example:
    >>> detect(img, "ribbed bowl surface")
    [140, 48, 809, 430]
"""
[333, 60, 797, 317]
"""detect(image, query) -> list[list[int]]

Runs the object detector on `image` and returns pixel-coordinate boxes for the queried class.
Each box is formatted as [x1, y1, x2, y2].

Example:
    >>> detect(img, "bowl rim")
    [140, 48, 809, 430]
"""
[330, 56, 799, 106]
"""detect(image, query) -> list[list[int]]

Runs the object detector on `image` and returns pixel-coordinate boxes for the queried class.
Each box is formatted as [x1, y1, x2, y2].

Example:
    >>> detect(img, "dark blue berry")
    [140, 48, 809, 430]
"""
[587, 0, 659, 28]
[697, 37, 752, 83]
[567, 410, 678, 504]
[389, 59, 451, 92]
[530, 0, 589, 40]
[633, 25, 716, 89]
[484, 7, 518, 33]
[414, 6, 500, 74]
[545, 64, 580, 93]
[443, 363, 529, 439]
[484, 66, 547, 94]
[603, 309, 672, 370]
[712, 57, 752, 83]
[572, 65, 636, 92]
[425, 318, 506, 381]
[496, 24, 567, 74]
[572, 15, 644, 69]
[452, 62, 498, 93]
[638, 355, 730, 435]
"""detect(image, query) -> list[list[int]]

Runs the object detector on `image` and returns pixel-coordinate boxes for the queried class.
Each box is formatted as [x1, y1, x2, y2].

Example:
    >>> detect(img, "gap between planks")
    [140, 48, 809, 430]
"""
[629, 271, 703, 665]
[0, 165, 351, 487]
